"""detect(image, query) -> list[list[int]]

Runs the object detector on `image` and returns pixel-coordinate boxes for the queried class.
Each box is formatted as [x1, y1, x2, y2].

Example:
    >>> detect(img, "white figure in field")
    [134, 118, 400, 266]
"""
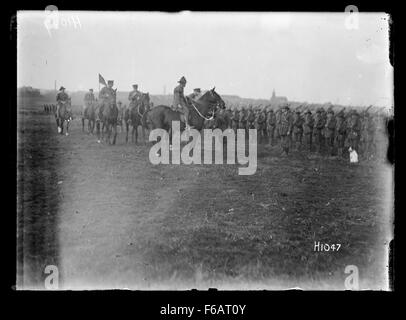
[349, 147, 358, 163]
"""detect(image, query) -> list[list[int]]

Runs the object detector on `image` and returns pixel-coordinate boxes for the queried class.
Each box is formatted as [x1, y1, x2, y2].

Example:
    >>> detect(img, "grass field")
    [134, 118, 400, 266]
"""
[17, 97, 393, 290]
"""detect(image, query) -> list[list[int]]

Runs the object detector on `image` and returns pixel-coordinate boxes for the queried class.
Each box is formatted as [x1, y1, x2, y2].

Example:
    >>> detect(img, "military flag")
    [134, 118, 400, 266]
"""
[99, 73, 107, 86]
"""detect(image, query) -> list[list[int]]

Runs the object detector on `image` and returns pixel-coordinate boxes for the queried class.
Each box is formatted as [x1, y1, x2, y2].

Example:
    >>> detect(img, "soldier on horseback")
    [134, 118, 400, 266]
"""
[187, 88, 202, 101]
[128, 84, 141, 110]
[99, 80, 116, 108]
[83, 88, 95, 116]
[173, 76, 191, 130]
[56, 86, 70, 117]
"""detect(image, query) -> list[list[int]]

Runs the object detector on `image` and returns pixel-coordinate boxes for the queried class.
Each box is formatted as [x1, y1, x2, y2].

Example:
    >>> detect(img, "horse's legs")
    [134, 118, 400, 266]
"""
[112, 124, 117, 145]
[82, 118, 85, 132]
[125, 122, 129, 143]
[141, 126, 146, 144]
[101, 122, 106, 141]
[131, 125, 135, 143]
[66, 120, 70, 135]
[96, 121, 101, 142]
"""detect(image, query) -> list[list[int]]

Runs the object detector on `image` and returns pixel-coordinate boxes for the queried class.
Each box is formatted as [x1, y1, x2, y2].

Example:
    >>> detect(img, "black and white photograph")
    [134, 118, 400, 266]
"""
[16, 9, 394, 291]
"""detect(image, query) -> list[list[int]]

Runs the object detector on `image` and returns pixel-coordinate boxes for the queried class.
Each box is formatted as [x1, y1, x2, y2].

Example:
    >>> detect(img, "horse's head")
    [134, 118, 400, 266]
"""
[200, 87, 226, 112]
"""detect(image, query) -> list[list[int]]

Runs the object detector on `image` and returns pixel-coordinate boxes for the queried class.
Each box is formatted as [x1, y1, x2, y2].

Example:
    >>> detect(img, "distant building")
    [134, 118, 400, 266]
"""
[270, 89, 288, 106]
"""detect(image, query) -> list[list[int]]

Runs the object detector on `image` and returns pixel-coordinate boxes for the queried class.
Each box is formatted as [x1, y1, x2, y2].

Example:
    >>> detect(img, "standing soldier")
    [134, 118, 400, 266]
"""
[335, 109, 347, 158]
[239, 107, 248, 133]
[224, 106, 233, 129]
[275, 106, 283, 146]
[266, 109, 277, 146]
[303, 110, 314, 152]
[173, 76, 191, 130]
[231, 108, 240, 132]
[254, 108, 266, 143]
[292, 109, 304, 151]
[313, 108, 326, 154]
[324, 108, 336, 156]
[346, 110, 362, 153]
[247, 106, 256, 131]
[278, 104, 293, 156]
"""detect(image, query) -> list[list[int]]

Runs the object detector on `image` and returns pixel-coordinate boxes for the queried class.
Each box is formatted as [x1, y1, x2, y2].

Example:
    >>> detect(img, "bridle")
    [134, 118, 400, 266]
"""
[189, 90, 224, 121]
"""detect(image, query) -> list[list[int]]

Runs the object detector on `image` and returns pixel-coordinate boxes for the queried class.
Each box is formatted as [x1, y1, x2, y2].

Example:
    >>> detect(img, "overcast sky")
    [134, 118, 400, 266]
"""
[17, 11, 392, 106]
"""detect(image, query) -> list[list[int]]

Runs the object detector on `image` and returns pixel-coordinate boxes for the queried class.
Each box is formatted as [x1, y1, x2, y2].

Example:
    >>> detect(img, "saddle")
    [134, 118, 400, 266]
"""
[172, 97, 194, 123]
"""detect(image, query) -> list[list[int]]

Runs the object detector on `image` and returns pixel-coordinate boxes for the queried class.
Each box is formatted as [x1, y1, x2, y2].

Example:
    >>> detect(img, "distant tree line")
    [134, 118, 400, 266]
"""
[18, 86, 42, 97]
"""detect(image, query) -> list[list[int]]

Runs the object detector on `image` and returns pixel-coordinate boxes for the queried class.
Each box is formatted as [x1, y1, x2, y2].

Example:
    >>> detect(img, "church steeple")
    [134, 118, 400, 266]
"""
[271, 89, 276, 100]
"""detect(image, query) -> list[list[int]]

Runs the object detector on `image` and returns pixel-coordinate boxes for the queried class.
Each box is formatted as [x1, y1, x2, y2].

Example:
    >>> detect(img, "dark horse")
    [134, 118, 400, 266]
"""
[82, 102, 96, 134]
[55, 99, 73, 135]
[144, 88, 226, 145]
[96, 91, 119, 145]
[102, 101, 119, 145]
[125, 92, 150, 144]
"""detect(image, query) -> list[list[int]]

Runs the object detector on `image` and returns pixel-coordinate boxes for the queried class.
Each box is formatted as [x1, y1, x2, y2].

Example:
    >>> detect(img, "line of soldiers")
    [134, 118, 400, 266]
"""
[203, 103, 389, 159]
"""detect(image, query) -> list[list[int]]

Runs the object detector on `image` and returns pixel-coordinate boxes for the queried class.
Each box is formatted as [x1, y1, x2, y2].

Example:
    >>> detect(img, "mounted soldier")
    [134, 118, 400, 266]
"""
[187, 88, 202, 101]
[99, 80, 117, 109]
[56, 86, 72, 135]
[128, 84, 142, 110]
[97, 80, 117, 142]
[173, 76, 191, 130]
[83, 88, 95, 115]
[56, 86, 70, 117]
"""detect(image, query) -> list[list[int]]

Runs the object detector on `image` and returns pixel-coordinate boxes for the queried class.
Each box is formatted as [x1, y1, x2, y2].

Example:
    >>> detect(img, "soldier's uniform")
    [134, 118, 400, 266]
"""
[224, 107, 233, 129]
[324, 109, 336, 155]
[187, 88, 202, 101]
[239, 108, 248, 131]
[231, 109, 240, 132]
[254, 109, 266, 140]
[83, 89, 95, 117]
[292, 110, 304, 150]
[275, 107, 283, 144]
[335, 110, 347, 157]
[247, 107, 255, 130]
[173, 76, 190, 128]
[346, 110, 362, 152]
[128, 85, 141, 110]
[56, 86, 70, 118]
[303, 110, 314, 151]
[266, 109, 276, 145]
[99, 80, 117, 120]
[278, 105, 293, 155]
[313, 108, 326, 153]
